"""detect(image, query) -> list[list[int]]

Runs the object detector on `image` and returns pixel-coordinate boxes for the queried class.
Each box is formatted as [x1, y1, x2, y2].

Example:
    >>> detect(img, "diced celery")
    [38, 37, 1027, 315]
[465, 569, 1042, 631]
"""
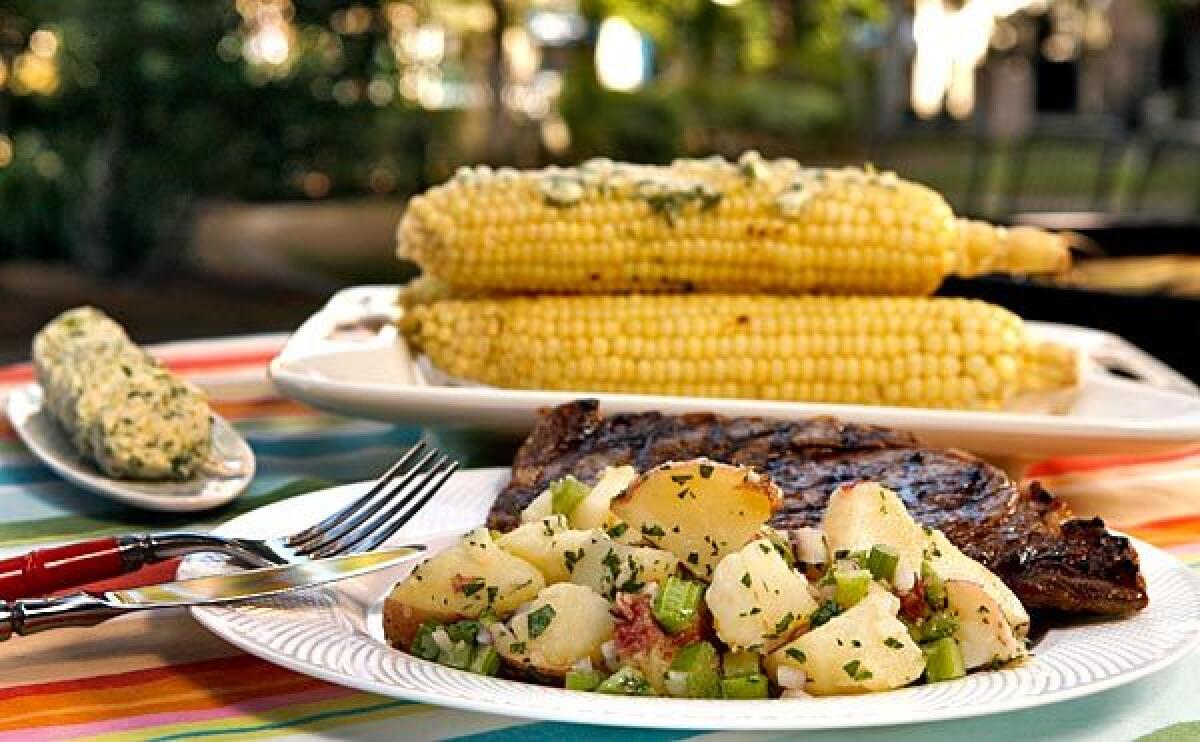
[668, 642, 721, 698]
[595, 666, 657, 696]
[720, 673, 770, 699]
[550, 476, 590, 516]
[722, 649, 762, 678]
[922, 560, 947, 610]
[923, 637, 966, 682]
[834, 569, 872, 609]
[919, 611, 959, 642]
[652, 576, 705, 635]
[437, 640, 474, 670]
[468, 645, 500, 676]
[410, 622, 441, 661]
[565, 669, 606, 691]
[866, 544, 900, 581]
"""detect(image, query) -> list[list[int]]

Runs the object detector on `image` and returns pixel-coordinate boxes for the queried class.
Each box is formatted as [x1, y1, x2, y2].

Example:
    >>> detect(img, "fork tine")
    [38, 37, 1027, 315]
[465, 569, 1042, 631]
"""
[350, 460, 459, 554]
[301, 455, 457, 559]
[287, 441, 427, 547]
[290, 445, 439, 553]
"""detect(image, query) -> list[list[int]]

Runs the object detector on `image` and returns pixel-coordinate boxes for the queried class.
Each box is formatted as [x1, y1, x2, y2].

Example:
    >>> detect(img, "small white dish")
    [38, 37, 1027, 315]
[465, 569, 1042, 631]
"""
[6, 383, 255, 512]
[185, 471, 1200, 731]
[269, 285, 1200, 459]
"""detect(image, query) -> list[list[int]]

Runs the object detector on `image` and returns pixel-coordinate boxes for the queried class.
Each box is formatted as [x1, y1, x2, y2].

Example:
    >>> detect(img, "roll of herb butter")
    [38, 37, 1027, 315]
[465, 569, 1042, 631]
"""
[32, 307, 213, 480]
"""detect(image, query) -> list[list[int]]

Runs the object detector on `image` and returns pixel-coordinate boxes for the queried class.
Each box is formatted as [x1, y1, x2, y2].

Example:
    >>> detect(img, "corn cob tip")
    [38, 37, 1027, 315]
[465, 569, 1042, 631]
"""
[955, 220, 1072, 278]
[1020, 340, 1079, 393]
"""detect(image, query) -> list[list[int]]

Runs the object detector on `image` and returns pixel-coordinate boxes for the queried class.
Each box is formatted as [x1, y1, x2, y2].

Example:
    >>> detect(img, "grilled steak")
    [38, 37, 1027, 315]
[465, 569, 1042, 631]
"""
[488, 400, 1148, 617]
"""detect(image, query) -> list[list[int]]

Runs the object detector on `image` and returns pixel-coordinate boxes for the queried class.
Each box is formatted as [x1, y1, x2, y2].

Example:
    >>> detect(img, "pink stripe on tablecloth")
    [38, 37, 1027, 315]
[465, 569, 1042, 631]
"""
[0, 685, 352, 741]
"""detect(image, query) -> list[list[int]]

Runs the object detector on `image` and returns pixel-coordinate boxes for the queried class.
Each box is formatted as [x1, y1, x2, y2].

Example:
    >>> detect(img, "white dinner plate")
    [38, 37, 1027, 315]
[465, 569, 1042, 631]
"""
[187, 469, 1200, 731]
[269, 286, 1200, 458]
[6, 384, 255, 512]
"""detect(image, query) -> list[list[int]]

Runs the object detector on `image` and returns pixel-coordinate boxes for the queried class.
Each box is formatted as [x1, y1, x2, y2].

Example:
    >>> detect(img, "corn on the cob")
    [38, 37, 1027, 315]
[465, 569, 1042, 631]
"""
[401, 295, 1077, 410]
[397, 154, 1069, 297]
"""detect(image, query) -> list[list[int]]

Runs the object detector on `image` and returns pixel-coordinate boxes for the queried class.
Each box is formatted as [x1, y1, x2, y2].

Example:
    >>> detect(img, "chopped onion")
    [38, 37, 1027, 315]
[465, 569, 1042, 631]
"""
[600, 640, 619, 671]
[781, 688, 811, 699]
[431, 627, 452, 654]
[642, 581, 660, 600]
[791, 527, 827, 565]
[776, 665, 807, 690]
[476, 626, 493, 645]
[835, 558, 861, 574]
[572, 657, 594, 673]
[893, 563, 917, 593]
[664, 670, 689, 697]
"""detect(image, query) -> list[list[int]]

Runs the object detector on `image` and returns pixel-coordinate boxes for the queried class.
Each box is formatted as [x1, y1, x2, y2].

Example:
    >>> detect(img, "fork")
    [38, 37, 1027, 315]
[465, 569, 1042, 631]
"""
[0, 442, 458, 601]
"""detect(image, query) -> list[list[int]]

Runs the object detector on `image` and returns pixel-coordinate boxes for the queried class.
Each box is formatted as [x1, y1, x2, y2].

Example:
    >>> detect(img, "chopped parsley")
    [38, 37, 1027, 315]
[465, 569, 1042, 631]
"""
[460, 577, 486, 597]
[606, 522, 629, 539]
[843, 660, 873, 681]
[526, 605, 556, 639]
[698, 463, 714, 479]
[641, 523, 666, 538]
[741, 573, 753, 588]
[686, 552, 699, 565]
[564, 547, 585, 573]
[785, 648, 807, 663]
[770, 612, 795, 638]
[809, 600, 841, 629]
[509, 641, 527, 654]
[884, 637, 905, 649]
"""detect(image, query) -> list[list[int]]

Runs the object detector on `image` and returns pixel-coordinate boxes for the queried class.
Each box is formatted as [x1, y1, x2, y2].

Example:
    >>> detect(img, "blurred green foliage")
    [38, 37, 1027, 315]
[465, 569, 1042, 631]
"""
[0, 0, 884, 273]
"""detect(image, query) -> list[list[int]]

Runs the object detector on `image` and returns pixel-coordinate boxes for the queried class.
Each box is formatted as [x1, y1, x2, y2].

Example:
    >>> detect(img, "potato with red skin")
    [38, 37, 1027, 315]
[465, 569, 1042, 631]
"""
[612, 458, 782, 581]
[383, 527, 544, 648]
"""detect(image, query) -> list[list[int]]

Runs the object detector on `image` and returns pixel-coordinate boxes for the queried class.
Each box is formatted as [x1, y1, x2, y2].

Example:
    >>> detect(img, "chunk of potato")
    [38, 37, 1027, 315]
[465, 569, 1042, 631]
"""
[569, 531, 679, 598]
[491, 583, 615, 677]
[520, 490, 554, 523]
[928, 530, 1030, 637]
[572, 466, 637, 530]
[495, 515, 573, 582]
[945, 580, 1026, 670]
[612, 459, 781, 580]
[766, 586, 925, 696]
[706, 539, 818, 651]
[822, 482, 926, 581]
[383, 527, 545, 647]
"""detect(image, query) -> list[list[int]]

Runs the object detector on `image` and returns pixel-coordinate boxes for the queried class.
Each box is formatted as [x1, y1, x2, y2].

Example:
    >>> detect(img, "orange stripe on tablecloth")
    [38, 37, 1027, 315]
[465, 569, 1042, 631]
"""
[0, 655, 332, 730]
[1026, 445, 1200, 478]
[1123, 513, 1200, 548]
[0, 347, 283, 385]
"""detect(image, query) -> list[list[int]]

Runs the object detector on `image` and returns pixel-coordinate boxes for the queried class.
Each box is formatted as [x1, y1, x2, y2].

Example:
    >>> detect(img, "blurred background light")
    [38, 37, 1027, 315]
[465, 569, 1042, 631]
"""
[595, 17, 646, 92]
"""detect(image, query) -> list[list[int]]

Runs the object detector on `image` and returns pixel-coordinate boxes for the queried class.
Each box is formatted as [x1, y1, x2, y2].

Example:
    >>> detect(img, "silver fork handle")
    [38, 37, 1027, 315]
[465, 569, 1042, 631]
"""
[139, 532, 279, 568]
[0, 593, 130, 640]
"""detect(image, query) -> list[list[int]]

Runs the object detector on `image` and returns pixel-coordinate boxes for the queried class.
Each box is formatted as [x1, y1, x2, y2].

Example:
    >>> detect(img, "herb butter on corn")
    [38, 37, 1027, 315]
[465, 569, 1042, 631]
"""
[397, 153, 1071, 298]
[32, 307, 212, 480]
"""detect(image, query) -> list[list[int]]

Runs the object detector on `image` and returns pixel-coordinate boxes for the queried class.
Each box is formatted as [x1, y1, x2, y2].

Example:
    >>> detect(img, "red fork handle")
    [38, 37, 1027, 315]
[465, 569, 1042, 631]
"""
[0, 537, 142, 600]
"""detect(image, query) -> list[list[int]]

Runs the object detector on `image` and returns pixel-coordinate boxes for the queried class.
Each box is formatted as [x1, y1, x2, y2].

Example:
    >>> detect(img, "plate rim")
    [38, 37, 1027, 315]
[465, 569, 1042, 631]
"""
[5, 382, 255, 513]
[189, 473, 1200, 731]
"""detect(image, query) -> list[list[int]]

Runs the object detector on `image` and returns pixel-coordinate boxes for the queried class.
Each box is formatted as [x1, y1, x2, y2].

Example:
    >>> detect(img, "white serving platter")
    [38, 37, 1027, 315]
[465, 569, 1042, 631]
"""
[186, 470, 1200, 731]
[268, 285, 1200, 458]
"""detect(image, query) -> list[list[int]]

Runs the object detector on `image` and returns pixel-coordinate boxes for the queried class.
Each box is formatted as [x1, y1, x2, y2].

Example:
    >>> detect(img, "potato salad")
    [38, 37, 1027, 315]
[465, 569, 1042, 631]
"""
[383, 459, 1029, 698]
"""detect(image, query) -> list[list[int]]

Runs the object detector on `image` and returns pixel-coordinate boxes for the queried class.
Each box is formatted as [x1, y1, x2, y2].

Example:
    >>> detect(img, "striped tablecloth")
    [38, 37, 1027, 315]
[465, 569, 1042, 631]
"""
[1, 334, 1198, 742]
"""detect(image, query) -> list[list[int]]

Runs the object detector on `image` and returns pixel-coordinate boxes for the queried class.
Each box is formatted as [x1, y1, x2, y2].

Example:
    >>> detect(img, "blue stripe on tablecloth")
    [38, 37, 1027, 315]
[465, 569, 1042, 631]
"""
[245, 425, 421, 457]
[444, 722, 698, 742]
[0, 465, 53, 486]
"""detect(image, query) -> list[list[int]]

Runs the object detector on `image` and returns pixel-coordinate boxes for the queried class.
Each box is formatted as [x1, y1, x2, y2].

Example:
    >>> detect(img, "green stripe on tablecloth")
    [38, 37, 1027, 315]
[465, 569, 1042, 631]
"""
[0, 478, 333, 547]
[445, 724, 697, 742]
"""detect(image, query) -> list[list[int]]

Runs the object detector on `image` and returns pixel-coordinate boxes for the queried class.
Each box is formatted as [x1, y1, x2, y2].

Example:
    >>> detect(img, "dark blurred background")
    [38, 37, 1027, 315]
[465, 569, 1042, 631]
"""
[2, 1, 1199, 369]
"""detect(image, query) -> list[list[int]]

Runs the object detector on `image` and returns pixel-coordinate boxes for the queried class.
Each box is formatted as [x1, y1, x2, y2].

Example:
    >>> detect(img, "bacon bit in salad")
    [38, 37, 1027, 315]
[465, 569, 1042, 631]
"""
[899, 580, 927, 621]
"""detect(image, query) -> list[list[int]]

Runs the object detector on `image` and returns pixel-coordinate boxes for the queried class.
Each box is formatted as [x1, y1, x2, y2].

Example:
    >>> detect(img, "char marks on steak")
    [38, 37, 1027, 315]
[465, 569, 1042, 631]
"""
[488, 400, 1148, 617]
